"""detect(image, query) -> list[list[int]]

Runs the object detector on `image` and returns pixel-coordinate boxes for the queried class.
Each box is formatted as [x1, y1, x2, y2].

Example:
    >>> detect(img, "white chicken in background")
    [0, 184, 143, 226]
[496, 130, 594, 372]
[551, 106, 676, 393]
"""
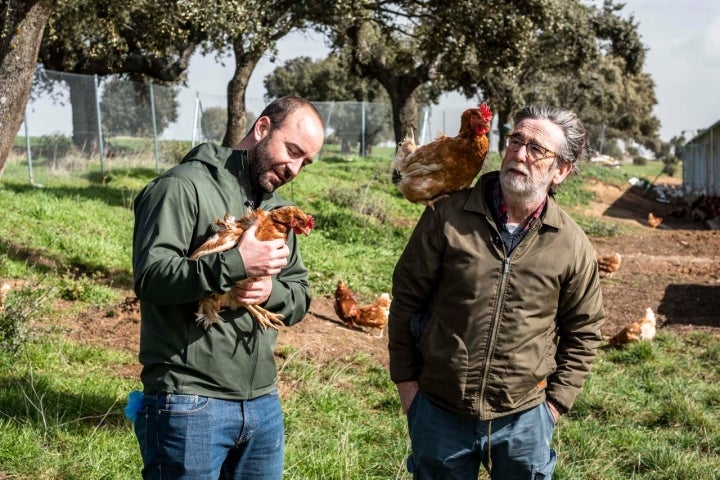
[609, 307, 657, 346]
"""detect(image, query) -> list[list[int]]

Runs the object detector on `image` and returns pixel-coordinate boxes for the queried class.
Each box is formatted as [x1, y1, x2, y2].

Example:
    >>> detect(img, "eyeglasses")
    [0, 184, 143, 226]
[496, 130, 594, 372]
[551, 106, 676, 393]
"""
[505, 135, 558, 161]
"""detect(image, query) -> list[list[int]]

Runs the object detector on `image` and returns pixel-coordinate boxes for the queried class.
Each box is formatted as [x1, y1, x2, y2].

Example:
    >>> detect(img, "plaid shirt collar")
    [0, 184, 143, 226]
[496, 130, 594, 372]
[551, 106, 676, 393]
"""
[491, 179, 546, 232]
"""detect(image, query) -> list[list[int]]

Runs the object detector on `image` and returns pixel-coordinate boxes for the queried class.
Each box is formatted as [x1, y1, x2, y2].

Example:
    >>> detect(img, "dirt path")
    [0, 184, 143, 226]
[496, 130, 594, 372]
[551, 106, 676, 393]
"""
[58, 180, 720, 375]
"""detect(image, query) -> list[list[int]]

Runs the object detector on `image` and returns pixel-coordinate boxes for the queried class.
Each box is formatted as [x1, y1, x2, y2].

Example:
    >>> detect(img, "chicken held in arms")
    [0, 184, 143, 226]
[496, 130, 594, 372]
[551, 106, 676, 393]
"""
[392, 103, 493, 209]
[189, 206, 314, 330]
[609, 307, 657, 346]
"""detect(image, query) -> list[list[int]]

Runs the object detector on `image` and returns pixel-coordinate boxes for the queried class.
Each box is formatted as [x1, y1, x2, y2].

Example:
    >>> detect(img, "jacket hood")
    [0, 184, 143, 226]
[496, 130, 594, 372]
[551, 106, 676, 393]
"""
[179, 142, 281, 208]
[180, 142, 245, 177]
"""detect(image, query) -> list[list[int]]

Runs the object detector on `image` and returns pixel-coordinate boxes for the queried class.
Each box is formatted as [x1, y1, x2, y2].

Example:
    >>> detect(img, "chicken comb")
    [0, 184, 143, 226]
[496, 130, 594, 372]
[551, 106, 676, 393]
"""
[291, 214, 314, 235]
[479, 103, 493, 122]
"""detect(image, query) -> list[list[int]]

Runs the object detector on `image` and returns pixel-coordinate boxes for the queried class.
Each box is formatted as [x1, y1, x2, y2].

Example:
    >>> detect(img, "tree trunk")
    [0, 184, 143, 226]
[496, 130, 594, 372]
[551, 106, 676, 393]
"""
[0, 0, 56, 177]
[359, 67, 421, 147]
[497, 110, 511, 154]
[222, 38, 262, 148]
[66, 74, 99, 153]
[389, 88, 418, 146]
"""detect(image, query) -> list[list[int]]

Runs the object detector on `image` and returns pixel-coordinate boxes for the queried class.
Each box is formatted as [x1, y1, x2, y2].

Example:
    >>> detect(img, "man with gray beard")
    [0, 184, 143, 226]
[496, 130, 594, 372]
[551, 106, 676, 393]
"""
[389, 105, 605, 479]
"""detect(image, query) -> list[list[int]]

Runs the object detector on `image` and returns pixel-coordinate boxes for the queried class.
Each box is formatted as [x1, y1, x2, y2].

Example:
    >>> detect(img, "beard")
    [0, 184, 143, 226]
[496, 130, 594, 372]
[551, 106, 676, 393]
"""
[249, 134, 279, 193]
[499, 161, 558, 202]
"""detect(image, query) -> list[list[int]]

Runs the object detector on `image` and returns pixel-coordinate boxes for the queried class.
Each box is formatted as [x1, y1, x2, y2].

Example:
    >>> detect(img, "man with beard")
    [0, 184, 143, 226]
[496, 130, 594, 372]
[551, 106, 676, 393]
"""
[131, 96, 324, 479]
[388, 105, 604, 479]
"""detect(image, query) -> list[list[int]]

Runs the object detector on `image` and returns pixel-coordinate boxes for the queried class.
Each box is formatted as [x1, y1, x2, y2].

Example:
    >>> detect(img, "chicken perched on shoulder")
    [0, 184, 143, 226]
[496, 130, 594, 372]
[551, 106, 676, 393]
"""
[190, 206, 314, 330]
[609, 307, 657, 346]
[392, 103, 493, 210]
[333, 280, 391, 337]
[597, 252, 622, 277]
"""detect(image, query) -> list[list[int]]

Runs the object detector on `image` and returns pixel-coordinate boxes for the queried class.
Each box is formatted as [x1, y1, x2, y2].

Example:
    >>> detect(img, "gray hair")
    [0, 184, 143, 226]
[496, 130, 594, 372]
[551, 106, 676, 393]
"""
[513, 105, 587, 173]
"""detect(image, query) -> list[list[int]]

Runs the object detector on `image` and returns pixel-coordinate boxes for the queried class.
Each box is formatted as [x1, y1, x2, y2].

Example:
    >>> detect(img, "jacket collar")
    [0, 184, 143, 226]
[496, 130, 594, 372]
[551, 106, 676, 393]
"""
[223, 147, 274, 209]
[465, 171, 564, 230]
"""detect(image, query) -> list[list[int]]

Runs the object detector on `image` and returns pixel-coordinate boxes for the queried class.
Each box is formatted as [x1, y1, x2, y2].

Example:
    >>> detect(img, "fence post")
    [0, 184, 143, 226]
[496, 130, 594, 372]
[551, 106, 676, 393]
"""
[325, 101, 335, 127]
[192, 92, 202, 147]
[93, 74, 106, 176]
[23, 112, 37, 186]
[149, 80, 161, 173]
[419, 107, 429, 146]
[361, 101, 366, 157]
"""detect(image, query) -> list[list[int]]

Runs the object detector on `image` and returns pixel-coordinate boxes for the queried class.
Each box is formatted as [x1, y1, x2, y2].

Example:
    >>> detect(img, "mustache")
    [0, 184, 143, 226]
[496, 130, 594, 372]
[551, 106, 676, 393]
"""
[503, 163, 529, 176]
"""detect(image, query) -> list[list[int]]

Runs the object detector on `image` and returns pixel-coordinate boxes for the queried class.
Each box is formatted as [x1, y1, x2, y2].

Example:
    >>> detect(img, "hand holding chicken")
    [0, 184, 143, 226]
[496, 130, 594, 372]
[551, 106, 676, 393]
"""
[190, 206, 314, 330]
[237, 223, 290, 279]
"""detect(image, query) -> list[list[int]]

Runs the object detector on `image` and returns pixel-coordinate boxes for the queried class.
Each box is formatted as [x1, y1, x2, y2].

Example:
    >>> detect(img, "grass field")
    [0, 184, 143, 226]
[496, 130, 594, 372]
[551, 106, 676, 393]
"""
[1, 146, 716, 479]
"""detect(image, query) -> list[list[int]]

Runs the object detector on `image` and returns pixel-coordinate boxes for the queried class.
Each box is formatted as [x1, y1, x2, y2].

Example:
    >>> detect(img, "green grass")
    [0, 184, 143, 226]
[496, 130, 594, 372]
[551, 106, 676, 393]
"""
[1, 150, 716, 479]
[0, 339, 139, 479]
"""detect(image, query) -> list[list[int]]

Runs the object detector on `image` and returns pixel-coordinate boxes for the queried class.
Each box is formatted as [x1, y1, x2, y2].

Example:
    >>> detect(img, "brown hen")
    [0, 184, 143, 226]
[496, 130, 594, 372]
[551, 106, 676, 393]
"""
[334, 281, 391, 337]
[189, 206, 314, 330]
[597, 252, 622, 277]
[609, 307, 657, 346]
[334, 280, 359, 328]
[392, 104, 493, 209]
[648, 212, 663, 228]
[356, 293, 391, 338]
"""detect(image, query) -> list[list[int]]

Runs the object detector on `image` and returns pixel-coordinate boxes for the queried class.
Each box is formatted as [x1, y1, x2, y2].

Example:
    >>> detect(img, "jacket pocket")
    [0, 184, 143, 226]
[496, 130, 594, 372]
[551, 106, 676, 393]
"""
[410, 312, 430, 347]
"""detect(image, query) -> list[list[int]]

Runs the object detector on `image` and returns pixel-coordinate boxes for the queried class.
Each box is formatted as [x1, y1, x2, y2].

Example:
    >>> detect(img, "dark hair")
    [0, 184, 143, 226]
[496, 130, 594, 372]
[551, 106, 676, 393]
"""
[247, 96, 324, 136]
[513, 105, 587, 172]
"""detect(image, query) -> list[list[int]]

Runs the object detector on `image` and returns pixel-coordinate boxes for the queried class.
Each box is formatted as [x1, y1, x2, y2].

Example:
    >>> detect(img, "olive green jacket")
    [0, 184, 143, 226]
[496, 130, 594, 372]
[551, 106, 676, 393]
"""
[388, 172, 604, 419]
[132, 143, 311, 400]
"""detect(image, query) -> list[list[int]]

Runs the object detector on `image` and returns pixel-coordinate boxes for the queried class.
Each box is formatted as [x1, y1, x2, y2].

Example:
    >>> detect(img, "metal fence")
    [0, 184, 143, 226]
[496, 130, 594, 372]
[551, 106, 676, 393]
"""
[10, 69, 443, 183]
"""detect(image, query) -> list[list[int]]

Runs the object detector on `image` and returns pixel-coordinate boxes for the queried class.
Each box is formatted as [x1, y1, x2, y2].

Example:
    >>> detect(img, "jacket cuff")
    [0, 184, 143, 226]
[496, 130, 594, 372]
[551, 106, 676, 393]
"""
[222, 247, 247, 284]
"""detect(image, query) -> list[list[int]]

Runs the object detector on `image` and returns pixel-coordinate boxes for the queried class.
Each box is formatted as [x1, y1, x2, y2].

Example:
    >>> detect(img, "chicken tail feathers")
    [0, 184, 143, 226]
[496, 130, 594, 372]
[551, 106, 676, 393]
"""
[392, 169, 403, 185]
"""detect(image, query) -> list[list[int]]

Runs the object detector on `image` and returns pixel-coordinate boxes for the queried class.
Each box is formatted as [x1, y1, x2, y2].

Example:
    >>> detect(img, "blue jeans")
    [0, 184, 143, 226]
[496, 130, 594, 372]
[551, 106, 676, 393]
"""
[406, 392, 557, 479]
[134, 392, 284, 480]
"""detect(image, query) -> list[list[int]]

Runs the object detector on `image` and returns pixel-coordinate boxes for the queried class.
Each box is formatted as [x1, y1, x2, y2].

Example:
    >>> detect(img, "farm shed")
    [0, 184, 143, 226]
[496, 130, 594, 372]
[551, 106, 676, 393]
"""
[684, 119, 720, 195]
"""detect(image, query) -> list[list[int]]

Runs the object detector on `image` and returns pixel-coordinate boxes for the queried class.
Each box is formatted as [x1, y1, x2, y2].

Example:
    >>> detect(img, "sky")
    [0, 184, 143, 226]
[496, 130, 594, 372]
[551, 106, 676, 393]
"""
[186, 0, 720, 143]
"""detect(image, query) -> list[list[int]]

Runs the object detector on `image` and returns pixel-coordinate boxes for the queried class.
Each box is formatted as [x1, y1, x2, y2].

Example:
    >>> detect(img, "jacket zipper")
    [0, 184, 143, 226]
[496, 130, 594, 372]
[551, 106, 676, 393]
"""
[476, 219, 542, 415]
[477, 255, 511, 414]
[241, 153, 260, 398]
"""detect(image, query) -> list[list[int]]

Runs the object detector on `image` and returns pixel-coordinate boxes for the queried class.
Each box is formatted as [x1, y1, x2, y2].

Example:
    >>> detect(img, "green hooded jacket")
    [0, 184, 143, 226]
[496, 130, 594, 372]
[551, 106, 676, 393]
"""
[132, 142, 311, 400]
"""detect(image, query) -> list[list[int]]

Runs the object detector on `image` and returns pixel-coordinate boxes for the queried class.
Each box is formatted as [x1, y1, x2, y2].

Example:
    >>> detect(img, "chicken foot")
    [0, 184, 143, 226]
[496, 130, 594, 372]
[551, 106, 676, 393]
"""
[195, 297, 284, 330]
